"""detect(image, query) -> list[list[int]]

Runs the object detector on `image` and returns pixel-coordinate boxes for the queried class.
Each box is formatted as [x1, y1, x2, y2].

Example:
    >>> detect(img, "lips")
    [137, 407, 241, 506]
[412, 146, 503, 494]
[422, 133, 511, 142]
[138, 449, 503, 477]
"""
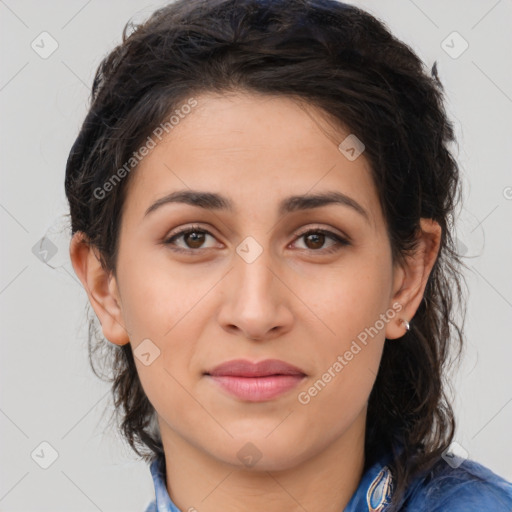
[206, 359, 306, 378]
[205, 359, 306, 402]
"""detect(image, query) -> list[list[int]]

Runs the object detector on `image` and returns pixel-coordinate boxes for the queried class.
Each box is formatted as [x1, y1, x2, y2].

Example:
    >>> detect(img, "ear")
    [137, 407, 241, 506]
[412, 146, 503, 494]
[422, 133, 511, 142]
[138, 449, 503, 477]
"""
[385, 218, 442, 340]
[69, 231, 130, 346]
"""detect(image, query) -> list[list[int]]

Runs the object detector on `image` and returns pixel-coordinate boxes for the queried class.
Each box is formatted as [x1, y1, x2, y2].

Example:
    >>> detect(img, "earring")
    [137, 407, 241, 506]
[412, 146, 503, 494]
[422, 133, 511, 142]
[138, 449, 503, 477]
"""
[400, 318, 410, 332]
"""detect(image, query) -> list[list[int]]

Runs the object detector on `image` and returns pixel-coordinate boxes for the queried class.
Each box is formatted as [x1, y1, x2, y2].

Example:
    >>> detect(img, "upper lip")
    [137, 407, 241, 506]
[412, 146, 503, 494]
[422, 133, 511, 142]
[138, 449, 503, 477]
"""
[206, 359, 306, 377]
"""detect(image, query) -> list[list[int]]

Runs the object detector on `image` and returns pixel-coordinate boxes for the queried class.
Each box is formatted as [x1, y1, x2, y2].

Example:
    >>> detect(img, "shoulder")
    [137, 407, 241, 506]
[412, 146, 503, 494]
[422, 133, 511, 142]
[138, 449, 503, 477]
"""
[402, 457, 512, 511]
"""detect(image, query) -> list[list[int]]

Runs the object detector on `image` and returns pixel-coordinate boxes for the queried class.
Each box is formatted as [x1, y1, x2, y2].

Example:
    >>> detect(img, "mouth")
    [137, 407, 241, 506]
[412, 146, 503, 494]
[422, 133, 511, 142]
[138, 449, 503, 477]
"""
[204, 359, 306, 402]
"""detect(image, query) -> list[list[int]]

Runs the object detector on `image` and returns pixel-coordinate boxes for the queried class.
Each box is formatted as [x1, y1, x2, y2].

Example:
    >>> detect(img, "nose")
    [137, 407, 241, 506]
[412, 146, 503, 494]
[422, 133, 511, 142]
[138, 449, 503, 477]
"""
[217, 244, 293, 342]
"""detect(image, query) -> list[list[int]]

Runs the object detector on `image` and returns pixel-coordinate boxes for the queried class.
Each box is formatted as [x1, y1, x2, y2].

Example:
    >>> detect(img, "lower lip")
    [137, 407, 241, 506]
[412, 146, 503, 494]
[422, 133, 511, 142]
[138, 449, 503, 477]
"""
[207, 375, 305, 402]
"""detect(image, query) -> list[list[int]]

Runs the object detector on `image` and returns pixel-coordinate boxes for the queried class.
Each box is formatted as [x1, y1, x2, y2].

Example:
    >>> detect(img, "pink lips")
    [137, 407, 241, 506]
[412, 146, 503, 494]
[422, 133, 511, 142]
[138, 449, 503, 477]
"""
[205, 359, 306, 402]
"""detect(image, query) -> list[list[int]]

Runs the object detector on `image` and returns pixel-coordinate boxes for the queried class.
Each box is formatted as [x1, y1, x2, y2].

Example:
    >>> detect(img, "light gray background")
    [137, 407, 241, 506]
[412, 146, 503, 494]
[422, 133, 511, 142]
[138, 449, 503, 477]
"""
[1, 0, 511, 510]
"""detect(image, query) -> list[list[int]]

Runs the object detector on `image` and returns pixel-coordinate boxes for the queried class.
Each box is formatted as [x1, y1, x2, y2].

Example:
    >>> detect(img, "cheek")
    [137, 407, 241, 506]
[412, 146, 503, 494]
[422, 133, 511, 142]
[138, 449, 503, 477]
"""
[117, 248, 204, 340]
[297, 253, 392, 342]
[298, 328, 385, 432]
[117, 254, 210, 389]
[294, 251, 392, 397]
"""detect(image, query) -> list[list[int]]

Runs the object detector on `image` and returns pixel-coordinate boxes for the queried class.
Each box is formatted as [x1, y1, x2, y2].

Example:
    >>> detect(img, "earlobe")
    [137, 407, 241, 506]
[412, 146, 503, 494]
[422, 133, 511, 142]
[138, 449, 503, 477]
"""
[69, 231, 130, 346]
[385, 263, 410, 340]
[385, 218, 442, 340]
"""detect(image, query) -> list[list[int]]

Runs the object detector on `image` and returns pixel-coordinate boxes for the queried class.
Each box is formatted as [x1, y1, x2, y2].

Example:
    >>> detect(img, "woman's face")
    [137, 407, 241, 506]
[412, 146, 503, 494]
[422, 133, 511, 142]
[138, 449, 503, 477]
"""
[81, 92, 428, 471]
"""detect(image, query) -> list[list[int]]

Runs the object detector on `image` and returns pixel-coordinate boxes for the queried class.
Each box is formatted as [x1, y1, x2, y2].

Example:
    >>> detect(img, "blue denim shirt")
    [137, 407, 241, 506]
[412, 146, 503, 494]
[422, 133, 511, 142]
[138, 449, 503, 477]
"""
[144, 449, 512, 511]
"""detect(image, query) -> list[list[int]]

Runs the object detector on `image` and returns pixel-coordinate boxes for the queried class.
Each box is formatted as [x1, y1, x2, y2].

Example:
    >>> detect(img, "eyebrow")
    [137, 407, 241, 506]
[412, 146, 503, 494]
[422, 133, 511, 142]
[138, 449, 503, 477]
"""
[144, 189, 370, 222]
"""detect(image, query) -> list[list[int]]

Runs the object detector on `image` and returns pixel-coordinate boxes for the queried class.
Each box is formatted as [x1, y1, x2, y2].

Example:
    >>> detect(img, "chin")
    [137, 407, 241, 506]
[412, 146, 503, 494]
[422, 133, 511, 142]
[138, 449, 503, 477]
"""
[211, 435, 312, 473]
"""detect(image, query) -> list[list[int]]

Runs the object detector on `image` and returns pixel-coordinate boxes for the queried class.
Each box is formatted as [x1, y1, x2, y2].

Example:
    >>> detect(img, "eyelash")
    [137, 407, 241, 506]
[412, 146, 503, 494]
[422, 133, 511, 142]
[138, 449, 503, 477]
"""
[163, 224, 350, 254]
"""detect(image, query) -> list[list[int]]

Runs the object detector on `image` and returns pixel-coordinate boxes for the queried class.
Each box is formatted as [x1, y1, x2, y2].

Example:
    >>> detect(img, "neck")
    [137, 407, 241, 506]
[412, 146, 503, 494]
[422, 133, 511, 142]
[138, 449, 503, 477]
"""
[160, 410, 367, 512]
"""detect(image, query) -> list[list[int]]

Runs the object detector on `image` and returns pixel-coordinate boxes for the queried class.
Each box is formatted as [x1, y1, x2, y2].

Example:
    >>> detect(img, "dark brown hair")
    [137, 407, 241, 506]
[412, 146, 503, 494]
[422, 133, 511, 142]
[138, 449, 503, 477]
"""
[64, 0, 467, 508]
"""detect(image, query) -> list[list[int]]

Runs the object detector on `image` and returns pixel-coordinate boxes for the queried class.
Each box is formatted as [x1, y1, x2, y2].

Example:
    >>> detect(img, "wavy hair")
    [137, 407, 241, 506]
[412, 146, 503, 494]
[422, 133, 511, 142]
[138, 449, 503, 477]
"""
[64, 0, 467, 508]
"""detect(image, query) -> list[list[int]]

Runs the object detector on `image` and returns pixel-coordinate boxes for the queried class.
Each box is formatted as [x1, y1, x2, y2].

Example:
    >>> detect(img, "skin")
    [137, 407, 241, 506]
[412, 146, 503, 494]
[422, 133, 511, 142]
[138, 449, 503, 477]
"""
[70, 91, 441, 512]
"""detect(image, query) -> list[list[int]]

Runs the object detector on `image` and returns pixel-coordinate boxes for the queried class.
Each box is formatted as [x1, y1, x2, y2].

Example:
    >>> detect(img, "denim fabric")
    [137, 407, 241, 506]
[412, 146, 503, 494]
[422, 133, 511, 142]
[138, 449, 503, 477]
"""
[144, 450, 512, 511]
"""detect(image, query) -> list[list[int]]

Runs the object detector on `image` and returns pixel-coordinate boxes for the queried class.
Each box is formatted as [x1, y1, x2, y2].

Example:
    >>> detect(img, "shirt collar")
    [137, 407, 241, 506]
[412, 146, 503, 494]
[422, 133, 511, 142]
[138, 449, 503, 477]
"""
[147, 449, 395, 512]
[148, 455, 181, 512]
[344, 451, 395, 512]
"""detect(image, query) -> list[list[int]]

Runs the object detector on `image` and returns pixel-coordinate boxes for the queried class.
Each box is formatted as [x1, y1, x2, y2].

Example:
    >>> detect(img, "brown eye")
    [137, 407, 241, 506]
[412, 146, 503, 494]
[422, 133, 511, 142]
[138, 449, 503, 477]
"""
[292, 228, 350, 253]
[182, 231, 206, 249]
[303, 232, 326, 250]
[164, 226, 217, 252]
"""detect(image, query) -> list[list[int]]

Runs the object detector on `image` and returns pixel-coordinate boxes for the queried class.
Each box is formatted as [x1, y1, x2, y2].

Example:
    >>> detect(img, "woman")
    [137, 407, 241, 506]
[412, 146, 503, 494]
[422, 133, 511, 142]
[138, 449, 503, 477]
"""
[65, 0, 512, 510]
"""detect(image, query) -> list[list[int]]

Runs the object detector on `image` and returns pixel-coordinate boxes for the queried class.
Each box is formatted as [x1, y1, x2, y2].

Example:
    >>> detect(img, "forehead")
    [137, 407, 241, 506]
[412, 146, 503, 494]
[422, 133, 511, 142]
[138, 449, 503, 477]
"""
[122, 91, 382, 230]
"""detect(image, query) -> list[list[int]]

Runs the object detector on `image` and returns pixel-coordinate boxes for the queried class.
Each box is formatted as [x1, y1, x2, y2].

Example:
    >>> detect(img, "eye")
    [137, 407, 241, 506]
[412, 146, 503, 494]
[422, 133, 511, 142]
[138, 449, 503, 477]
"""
[164, 224, 349, 254]
[291, 228, 350, 254]
[163, 225, 219, 253]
